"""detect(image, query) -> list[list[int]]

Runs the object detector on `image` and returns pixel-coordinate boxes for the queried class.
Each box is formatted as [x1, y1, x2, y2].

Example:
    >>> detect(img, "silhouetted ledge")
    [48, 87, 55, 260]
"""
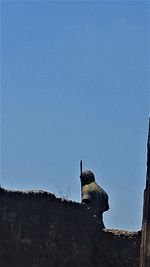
[0, 188, 140, 267]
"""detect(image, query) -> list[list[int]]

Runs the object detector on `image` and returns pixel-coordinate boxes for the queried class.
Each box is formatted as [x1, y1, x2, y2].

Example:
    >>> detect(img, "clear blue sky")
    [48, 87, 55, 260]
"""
[1, 1, 149, 231]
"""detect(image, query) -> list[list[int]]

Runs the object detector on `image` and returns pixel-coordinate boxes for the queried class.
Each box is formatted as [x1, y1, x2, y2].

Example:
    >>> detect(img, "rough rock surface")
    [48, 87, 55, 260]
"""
[0, 188, 141, 267]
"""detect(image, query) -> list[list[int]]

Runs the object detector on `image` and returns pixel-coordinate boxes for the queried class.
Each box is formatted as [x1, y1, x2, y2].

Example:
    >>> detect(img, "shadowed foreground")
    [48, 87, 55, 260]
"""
[0, 188, 140, 267]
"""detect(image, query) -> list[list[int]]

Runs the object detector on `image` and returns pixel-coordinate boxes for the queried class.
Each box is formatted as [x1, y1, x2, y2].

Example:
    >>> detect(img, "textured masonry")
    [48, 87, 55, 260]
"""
[0, 188, 140, 267]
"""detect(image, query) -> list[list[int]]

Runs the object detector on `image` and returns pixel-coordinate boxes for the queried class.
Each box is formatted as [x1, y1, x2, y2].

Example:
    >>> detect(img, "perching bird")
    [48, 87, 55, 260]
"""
[80, 170, 109, 228]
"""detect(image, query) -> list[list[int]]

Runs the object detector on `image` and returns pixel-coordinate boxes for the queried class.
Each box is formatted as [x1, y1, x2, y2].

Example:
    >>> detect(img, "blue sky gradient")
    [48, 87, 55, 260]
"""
[1, 1, 149, 230]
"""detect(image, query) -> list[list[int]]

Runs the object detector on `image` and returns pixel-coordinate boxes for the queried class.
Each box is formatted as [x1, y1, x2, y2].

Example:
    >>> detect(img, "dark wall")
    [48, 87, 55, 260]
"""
[0, 188, 140, 267]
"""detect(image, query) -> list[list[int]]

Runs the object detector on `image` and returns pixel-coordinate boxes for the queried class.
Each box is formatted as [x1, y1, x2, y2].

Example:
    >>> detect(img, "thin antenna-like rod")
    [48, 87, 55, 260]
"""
[80, 160, 83, 177]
